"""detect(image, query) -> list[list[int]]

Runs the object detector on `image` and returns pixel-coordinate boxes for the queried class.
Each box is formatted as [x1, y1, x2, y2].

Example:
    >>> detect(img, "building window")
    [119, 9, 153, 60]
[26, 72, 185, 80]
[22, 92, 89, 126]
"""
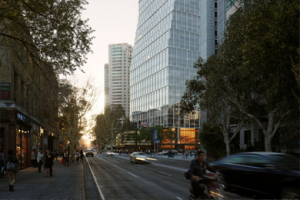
[215, 31, 217, 36]
[215, 40, 218, 46]
[215, 50, 217, 55]
[215, 2, 217, 8]
[215, 12, 217, 17]
[244, 130, 251, 144]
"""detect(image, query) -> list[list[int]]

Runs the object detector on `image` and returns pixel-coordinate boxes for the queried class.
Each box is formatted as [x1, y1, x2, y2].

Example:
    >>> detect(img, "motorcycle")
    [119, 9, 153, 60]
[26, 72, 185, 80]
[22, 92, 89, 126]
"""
[184, 168, 226, 199]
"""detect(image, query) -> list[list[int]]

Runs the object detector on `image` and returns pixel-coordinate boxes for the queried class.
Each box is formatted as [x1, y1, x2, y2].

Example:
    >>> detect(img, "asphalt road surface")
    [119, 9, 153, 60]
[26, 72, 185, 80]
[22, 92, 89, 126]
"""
[86, 153, 253, 200]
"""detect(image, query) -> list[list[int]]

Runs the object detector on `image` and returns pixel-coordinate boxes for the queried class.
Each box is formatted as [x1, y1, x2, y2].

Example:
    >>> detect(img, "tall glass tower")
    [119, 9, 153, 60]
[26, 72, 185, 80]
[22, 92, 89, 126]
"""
[130, 0, 216, 150]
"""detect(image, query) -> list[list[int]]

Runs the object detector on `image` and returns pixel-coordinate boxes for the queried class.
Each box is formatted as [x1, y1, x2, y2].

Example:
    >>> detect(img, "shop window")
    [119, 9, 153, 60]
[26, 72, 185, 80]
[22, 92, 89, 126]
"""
[180, 128, 198, 144]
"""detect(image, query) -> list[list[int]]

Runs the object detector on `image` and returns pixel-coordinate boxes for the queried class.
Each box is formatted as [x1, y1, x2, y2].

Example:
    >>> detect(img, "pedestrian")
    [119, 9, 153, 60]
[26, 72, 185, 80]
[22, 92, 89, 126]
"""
[64, 150, 69, 166]
[182, 150, 185, 159]
[186, 150, 188, 159]
[54, 150, 58, 161]
[75, 150, 79, 163]
[79, 150, 83, 163]
[37, 149, 44, 173]
[44, 150, 54, 177]
[0, 148, 5, 178]
[4, 149, 19, 191]
[31, 149, 36, 168]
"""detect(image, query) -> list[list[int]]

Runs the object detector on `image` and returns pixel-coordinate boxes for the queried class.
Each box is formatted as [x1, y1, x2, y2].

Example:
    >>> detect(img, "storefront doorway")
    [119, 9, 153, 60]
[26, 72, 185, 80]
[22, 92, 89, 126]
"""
[16, 125, 30, 169]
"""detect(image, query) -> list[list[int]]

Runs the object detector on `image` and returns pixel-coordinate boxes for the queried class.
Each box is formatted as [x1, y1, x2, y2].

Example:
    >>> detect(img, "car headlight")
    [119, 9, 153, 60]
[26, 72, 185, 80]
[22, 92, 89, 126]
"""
[147, 158, 157, 161]
[136, 158, 145, 161]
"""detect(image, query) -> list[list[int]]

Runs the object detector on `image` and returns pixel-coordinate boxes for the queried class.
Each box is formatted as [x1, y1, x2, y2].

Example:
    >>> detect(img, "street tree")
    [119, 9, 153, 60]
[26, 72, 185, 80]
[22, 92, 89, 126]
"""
[219, 0, 299, 152]
[198, 123, 225, 159]
[180, 57, 245, 156]
[0, 0, 94, 76]
[94, 104, 127, 150]
[58, 78, 98, 160]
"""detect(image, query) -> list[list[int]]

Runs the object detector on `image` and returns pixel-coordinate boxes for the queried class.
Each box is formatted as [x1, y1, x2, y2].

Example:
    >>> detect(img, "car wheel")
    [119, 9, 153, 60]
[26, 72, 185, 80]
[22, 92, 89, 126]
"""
[281, 188, 300, 199]
[218, 177, 229, 191]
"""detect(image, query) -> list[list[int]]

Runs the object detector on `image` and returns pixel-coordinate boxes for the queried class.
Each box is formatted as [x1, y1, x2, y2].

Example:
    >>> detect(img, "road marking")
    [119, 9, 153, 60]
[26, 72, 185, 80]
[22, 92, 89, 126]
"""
[158, 171, 172, 176]
[127, 172, 138, 177]
[177, 197, 183, 200]
[112, 164, 117, 167]
[86, 157, 105, 200]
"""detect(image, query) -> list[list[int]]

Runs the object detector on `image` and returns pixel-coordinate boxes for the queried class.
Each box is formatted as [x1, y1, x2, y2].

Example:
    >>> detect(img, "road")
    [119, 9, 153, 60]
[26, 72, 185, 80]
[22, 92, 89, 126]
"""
[86, 153, 252, 200]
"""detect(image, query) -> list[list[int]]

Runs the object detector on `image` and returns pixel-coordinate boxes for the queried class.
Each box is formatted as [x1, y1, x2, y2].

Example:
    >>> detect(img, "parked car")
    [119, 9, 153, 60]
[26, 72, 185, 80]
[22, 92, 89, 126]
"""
[107, 151, 114, 156]
[211, 152, 300, 199]
[171, 150, 178, 155]
[85, 149, 94, 157]
[158, 151, 167, 155]
[130, 152, 151, 164]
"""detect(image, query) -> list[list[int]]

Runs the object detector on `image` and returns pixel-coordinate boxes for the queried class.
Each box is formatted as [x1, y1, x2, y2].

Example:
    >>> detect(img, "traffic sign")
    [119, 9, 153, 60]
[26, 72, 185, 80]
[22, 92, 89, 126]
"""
[142, 122, 148, 128]
[155, 139, 160, 143]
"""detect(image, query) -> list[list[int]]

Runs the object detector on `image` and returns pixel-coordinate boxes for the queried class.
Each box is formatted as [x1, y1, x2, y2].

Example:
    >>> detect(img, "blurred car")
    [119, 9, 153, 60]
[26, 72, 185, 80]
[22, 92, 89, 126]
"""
[130, 152, 155, 163]
[171, 150, 178, 155]
[85, 149, 94, 157]
[158, 151, 167, 155]
[211, 152, 300, 199]
[107, 151, 114, 156]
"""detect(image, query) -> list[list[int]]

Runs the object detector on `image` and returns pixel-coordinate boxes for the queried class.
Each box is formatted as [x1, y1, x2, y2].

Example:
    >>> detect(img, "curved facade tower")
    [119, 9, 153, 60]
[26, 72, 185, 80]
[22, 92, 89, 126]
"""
[130, 0, 216, 149]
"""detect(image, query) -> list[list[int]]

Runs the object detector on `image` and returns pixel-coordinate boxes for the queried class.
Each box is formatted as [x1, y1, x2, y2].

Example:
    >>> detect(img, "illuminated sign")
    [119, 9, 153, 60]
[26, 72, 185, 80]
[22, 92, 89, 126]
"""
[0, 82, 10, 100]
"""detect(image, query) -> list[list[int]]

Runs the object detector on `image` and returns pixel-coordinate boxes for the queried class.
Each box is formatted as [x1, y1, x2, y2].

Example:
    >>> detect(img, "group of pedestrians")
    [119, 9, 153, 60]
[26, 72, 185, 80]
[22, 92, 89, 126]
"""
[182, 150, 197, 159]
[75, 150, 84, 163]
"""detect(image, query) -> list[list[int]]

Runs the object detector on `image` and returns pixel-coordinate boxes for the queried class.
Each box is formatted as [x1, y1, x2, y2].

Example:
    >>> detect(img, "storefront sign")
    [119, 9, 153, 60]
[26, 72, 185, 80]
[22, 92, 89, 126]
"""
[0, 82, 10, 100]
[17, 113, 26, 121]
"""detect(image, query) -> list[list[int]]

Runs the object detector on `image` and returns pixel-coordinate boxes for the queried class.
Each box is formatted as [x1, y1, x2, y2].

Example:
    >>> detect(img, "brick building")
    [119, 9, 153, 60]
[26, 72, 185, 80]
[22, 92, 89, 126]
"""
[0, 35, 59, 169]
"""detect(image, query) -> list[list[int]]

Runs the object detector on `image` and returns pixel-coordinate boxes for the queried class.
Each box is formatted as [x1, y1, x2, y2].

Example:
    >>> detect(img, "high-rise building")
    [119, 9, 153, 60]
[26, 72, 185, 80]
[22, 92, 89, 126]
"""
[104, 43, 132, 117]
[217, 0, 240, 42]
[130, 0, 217, 150]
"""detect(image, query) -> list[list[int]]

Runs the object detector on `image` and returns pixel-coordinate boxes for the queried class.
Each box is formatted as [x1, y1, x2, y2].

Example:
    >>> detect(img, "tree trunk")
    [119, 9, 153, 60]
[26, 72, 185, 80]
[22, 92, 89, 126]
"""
[225, 140, 230, 157]
[265, 134, 272, 152]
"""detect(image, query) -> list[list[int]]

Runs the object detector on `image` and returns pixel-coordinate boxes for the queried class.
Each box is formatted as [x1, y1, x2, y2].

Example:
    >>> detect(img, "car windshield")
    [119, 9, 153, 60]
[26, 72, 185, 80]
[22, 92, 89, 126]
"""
[269, 155, 300, 171]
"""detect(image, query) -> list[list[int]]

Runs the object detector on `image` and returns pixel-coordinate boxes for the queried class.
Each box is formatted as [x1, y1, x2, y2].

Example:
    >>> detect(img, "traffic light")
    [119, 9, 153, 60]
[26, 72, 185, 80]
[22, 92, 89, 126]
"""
[138, 120, 141, 128]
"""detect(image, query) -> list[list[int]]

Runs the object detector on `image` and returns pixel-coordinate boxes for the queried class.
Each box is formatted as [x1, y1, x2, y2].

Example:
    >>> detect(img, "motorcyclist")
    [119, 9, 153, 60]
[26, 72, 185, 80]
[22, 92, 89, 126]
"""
[187, 150, 220, 198]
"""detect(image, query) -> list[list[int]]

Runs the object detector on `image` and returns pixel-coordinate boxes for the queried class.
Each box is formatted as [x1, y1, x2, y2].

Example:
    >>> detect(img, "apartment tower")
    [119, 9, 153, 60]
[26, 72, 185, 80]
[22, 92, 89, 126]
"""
[104, 43, 132, 117]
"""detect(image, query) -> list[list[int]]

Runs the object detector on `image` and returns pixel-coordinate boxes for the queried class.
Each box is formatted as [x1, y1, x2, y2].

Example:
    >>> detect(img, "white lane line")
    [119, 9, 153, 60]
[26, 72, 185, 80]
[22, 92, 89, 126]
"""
[158, 171, 172, 176]
[86, 158, 105, 200]
[112, 164, 117, 167]
[177, 197, 183, 200]
[127, 172, 138, 177]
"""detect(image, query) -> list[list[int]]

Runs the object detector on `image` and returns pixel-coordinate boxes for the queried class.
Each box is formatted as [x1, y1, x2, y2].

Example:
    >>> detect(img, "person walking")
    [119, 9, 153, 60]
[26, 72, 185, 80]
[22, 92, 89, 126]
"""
[182, 150, 185, 159]
[186, 150, 189, 159]
[4, 149, 19, 191]
[75, 150, 79, 163]
[79, 150, 83, 163]
[31, 149, 36, 168]
[54, 150, 58, 161]
[0, 148, 5, 178]
[63, 150, 69, 167]
[45, 150, 54, 177]
[37, 149, 44, 173]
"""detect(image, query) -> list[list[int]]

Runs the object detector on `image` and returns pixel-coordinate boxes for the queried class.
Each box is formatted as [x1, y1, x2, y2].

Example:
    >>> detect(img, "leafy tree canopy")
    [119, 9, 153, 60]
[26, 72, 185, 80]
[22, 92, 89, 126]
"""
[0, 0, 94, 75]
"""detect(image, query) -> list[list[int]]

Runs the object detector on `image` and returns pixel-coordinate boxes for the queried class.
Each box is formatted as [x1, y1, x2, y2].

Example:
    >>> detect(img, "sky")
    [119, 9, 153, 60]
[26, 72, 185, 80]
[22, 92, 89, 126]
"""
[71, 0, 139, 131]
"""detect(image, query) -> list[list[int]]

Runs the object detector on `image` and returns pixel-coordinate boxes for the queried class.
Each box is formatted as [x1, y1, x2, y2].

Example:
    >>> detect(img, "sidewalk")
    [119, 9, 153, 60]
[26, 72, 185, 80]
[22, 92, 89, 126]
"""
[0, 158, 84, 199]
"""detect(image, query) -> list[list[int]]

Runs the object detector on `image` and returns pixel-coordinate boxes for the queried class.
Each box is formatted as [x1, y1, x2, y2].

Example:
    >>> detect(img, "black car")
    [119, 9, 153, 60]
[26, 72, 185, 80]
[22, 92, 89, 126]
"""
[85, 149, 94, 157]
[211, 152, 300, 199]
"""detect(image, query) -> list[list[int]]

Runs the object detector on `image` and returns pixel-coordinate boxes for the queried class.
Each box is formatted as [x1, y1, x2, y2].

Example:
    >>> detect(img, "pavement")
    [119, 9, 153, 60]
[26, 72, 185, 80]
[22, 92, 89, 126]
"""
[0, 157, 85, 199]
[86, 153, 252, 200]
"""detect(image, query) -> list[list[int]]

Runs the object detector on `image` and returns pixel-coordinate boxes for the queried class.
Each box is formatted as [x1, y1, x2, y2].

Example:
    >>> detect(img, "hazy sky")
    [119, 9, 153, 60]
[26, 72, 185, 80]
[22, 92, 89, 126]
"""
[72, 0, 139, 120]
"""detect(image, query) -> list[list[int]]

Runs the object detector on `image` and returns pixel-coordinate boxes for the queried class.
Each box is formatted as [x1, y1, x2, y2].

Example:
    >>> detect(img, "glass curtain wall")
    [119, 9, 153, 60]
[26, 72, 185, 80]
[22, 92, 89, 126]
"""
[130, 0, 201, 129]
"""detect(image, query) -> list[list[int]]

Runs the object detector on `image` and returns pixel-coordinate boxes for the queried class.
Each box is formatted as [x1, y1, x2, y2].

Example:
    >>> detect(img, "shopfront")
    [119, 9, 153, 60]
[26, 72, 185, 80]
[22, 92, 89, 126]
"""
[16, 112, 31, 169]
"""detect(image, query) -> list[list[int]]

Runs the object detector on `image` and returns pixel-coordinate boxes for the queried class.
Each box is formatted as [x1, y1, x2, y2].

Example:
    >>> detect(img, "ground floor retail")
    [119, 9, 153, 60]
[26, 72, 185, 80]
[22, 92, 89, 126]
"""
[0, 108, 58, 169]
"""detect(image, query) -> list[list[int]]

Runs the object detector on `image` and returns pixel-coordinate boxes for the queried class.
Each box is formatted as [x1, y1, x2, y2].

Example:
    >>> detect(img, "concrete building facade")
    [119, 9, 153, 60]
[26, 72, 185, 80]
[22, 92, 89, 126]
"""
[104, 43, 132, 117]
